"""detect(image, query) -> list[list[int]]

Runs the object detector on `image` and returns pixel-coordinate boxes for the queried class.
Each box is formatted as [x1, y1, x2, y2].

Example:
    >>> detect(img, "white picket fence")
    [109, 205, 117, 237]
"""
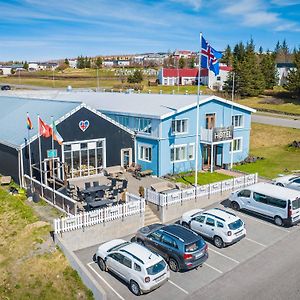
[54, 193, 145, 234]
[145, 173, 258, 207]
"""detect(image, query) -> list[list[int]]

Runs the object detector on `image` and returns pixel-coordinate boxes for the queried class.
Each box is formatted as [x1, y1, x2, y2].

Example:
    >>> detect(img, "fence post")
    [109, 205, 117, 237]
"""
[221, 181, 223, 195]
[255, 173, 258, 183]
[232, 178, 235, 191]
[244, 175, 246, 187]
[208, 184, 211, 199]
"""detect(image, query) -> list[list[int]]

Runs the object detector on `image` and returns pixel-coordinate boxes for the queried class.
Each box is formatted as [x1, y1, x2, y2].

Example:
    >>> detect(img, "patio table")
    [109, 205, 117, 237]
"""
[82, 184, 110, 194]
[87, 199, 115, 210]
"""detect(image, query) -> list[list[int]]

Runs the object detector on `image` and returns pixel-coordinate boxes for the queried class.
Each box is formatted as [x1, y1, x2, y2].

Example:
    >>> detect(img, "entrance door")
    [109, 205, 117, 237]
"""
[203, 145, 211, 170]
[205, 113, 216, 129]
[215, 145, 223, 167]
[121, 148, 132, 168]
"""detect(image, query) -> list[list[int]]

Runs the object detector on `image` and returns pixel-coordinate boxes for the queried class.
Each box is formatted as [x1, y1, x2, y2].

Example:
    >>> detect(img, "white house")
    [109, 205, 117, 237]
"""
[0, 66, 12, 75]
[28, 62, 39, 71]
[102, 60, 114, 67]
[276, 63, 296, 85]
[68, 60, 78, 68]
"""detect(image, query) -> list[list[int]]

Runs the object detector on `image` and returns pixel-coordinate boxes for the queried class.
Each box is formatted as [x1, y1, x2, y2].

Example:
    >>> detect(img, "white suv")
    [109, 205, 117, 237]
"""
[180, 208, 246, 248]
[95, 239, 170, 295]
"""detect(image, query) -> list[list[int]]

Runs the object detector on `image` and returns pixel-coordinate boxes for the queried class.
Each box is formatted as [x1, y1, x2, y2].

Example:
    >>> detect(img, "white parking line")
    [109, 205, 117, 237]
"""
[209, 248, 240, 264]
[204, 262, 223, 274]
[245, 237, 266, 247]
[168, 280, 189, 295]
[238, 213, 290, 233]
[87, 262, 126, 300]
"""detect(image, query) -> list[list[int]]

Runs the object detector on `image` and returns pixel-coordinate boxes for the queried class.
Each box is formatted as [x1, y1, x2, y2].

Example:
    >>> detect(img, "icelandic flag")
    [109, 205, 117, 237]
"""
[200, 35, 223, 76]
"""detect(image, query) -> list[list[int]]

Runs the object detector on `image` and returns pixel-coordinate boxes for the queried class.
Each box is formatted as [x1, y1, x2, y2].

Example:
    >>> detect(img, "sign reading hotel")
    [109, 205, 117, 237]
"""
[213, 126, 233, 142]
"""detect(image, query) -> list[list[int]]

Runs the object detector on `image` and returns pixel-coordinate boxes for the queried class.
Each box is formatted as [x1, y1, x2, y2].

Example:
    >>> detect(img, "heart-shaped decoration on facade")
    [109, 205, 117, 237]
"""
[79, 120, 90, 132]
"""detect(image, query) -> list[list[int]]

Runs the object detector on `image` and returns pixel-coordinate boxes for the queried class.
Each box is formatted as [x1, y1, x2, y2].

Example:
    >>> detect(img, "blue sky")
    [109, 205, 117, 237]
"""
[1, 0, 300, 61]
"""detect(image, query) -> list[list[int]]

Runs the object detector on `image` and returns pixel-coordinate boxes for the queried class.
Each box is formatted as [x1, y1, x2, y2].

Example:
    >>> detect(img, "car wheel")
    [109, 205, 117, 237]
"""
[97, 257, 107, 271]
[274, 216, 283, 227]
[130, 280, 141, 296]
[169, 258, 179, 272]
[214, 236, 224, 248]
[181, 222, 190, 229]
[231, 201, 240, 211]
[136, 238, 145, 246]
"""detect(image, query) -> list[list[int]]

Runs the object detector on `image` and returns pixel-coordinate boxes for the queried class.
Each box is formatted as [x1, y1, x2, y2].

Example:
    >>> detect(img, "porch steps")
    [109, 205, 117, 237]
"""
[144, 205, 161, 226]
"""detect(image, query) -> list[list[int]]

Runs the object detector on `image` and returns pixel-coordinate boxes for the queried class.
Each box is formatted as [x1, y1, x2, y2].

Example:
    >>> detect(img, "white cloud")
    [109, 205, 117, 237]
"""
[271, 0, 300, 6]
[170, 0, 202, 10]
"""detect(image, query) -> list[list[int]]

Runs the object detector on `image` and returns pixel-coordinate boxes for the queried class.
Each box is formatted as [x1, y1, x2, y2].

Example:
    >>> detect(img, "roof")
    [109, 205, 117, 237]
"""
[276, 63, 296, 68]
[0, 96, 80, 148]
[2, 90, 255, 119]
[204, 208, 238, 222]
[245, 182, 300, 200]
[162, 68, 208, 77]
[220, 65, 233, 72]
[162, 224, 200, 244]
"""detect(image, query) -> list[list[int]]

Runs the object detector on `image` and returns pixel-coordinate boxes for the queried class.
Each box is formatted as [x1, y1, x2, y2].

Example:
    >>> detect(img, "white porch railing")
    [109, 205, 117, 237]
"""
[200, 127, 213, 143]
[145, 173, 258, 207]
[54, 194, 145, 234]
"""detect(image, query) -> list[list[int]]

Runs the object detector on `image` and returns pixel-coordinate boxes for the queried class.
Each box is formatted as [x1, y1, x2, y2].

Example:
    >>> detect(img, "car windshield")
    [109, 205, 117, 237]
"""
[292, 199, 300, 210]
[185, 239, 206, 253]
[108, 242, 130, 252]
[228, 219, 243, 230]
[147, 260, 166, 275]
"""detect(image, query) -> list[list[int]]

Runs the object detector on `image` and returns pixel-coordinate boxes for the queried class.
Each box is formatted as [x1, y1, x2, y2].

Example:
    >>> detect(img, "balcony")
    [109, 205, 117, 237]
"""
[200, 126, 234, 143]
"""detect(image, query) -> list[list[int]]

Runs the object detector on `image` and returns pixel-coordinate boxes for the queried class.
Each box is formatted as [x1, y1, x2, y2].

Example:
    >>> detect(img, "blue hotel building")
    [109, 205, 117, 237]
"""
[1, 91, 255, 179]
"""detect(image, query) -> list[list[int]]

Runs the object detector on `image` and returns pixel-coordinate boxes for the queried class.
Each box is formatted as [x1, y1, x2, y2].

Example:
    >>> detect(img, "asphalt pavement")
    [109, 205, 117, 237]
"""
[252, 114, 300, 129]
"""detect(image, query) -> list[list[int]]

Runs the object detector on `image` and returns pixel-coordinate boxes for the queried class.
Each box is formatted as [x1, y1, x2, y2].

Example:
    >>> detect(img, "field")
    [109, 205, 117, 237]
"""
[234, 123, 300, 178]
[0, 185, 93, 300]
[174, 171, 233, 185]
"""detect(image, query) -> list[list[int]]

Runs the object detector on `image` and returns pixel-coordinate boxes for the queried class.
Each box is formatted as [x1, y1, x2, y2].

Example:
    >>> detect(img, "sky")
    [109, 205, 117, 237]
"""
[1, 0, 300, 61]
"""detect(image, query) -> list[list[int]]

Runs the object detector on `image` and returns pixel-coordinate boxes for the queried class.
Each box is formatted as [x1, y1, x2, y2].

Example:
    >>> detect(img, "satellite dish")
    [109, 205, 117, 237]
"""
[32, 192, 40, 203]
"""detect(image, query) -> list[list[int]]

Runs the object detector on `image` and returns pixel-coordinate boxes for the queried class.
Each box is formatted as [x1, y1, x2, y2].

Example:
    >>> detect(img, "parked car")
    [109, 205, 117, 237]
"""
[1, 85, 11, 90]
[273, 175, 300, 192]
[229, 182, 300, 227]
[95, 239, 170, 296]
[179, 208, 246, 248]
[135, 224, 208, 272]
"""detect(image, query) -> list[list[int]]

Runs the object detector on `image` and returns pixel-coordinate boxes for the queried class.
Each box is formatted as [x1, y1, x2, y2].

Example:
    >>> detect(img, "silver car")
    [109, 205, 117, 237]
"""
[273, 175, 300, 192]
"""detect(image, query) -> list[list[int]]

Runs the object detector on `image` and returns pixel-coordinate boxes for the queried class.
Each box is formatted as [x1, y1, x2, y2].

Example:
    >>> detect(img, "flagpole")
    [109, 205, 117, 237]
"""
[195, 32, 202, 188]
[51, 116, 56, 196]
[27, 113, 33, 179]
[38, 115, 43, 185]
[230, 72, 235, 169]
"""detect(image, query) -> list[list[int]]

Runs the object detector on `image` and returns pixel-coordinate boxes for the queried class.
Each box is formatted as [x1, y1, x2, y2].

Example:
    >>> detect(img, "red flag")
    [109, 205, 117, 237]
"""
[39, 117, 52, 138]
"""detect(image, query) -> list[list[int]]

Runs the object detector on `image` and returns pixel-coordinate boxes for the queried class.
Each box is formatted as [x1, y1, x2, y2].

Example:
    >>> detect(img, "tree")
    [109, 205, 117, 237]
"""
[77, 56, 85, 69]
[23, 61, 29, 70]
[127, 69, 143, 83]
[64, 58, 69, 66]
[221, 45, 233, 66]
[95, 56, 102, 68]
[260, 53, 278, 89]
[189, 57, 195, 68]
[259, 46, 263, 55]
[178, 57, 185, 69]
[285, 48, 300, 95]
[274, 41, 281, 54]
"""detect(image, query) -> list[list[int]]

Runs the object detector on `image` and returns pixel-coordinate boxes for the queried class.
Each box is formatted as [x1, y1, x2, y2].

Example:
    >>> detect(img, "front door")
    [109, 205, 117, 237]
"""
[203, 145, 211, 170]
[205, 113, 216, 129]
[215, 145, 223, 167]
[121, 148, 132, 168]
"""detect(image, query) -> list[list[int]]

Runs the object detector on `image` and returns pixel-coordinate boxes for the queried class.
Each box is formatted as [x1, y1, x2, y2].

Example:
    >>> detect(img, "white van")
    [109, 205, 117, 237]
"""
[229, 182, 300, 227]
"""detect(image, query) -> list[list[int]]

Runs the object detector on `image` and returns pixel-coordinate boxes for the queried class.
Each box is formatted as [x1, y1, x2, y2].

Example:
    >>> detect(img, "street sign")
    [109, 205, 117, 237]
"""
[47, 149, 57, 158]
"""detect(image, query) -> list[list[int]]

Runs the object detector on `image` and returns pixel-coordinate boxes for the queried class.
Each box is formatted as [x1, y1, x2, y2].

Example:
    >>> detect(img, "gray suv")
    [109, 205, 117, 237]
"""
[135, 224, 208, 272]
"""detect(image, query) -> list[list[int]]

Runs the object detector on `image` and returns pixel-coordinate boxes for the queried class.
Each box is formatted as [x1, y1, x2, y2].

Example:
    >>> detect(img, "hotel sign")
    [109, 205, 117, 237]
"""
[213, 126, 233, 142]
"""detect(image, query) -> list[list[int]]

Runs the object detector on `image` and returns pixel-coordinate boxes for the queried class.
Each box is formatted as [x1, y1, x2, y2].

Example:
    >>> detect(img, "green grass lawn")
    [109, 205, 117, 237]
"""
[174, 172, 233, 185]
[0, 185, 93, 300]
[233, 123, 300, 178]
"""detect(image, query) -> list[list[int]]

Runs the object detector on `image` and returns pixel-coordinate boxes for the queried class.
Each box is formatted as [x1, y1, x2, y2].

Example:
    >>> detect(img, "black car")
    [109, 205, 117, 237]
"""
[135, 223, 208, 272]
[1, 85, 11, 91]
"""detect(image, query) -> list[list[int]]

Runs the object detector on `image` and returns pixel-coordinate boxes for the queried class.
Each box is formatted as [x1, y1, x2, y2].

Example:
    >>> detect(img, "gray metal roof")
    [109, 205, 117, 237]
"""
[0, 96, 80, 148]
[0, 90, 255, 119]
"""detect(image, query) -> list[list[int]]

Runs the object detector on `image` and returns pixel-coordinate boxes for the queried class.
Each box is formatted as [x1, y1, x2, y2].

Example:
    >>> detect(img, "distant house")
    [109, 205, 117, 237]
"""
[276, 63, 296, 86]
[115, 60, 130, 67]
[28, 62, 39, 71]
[0, 66, 12, 75]
[102, 60, 114, 67]
[68, 60, 78, 69]
[173, 50, 195, 59]
[38, 62, 58, 71]
[158, 65, 232, 90]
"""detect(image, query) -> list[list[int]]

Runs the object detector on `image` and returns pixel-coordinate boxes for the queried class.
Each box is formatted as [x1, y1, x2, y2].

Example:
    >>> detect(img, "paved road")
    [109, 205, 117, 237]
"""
[252, 114, 300, 129]
[190, 222, 300, 300]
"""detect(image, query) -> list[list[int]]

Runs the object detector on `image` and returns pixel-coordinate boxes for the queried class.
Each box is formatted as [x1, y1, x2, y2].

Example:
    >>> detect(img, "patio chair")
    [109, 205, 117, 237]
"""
[96, 190, 105, 200]
[67, 181, 75, 191]
[85, 196, 94, 204]
[109, 178, 117, 190]
[93, 181, 99, 187]
[109, 188, 118, 200]
[119, 180, 128, 193]
[76, 190, 85, 202]
[85, 182, 91, 190]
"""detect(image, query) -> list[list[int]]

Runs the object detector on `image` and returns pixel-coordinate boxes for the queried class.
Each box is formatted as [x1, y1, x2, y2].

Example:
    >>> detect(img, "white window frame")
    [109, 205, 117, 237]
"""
[170, 144, 188, 162]
[230, 137, 243, 153]
[232, 115, 244, 128]
[188, 143, 195, 160]
[171, 119, 188, 135]
[138, 144, 152, 162]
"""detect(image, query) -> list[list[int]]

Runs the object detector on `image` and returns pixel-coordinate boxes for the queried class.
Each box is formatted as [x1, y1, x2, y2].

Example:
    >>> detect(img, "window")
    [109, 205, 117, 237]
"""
[232, 115, 243, 128]
[228, 219, 243, 230]
[217, 76, 221, 81]
[139, 145, 152, 162]
[161, 234, 178, 248]
[238, 190, 251, 198]
[171, 145, 187, 162]
[122, 256, 132, 269]
[171, 119, 188, 134]
[217, 221, 224, 228]
[292, 199, 300, 210]
[194, 215, 205, 223]
[230, 138, 242, 152]
[149, 230, 163, 242]
[253, 192, 268, 204]
[293, 179, 300, 184]
[135, 118, 152, 134]
[188, 144, 195, 160]
[206, 217, 215, 227]
[147, 260, 166, 275]
[134, 263, 141, 272]
[108, 253, 123, 263]
[268, 197, 286, 209]
[115, 115, 129, 127]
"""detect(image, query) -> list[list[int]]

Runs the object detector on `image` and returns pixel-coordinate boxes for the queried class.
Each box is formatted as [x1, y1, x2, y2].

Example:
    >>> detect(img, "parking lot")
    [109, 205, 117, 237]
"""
[74, 200, 300, 300]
